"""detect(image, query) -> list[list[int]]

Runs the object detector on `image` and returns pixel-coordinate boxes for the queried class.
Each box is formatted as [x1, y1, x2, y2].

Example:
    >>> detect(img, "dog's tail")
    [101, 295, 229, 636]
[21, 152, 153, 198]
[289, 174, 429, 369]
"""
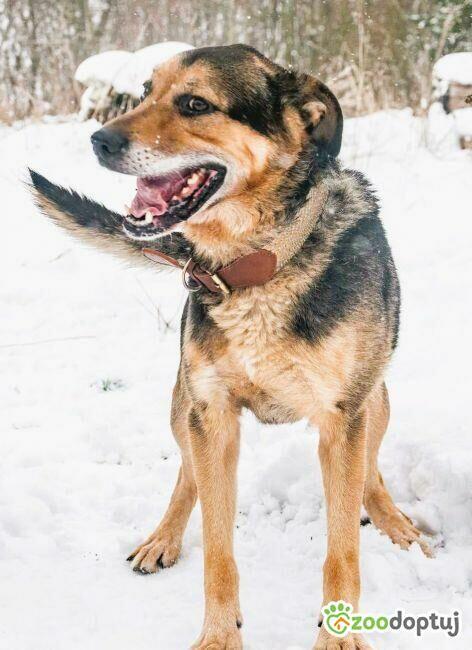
[29, 169, 191, 265]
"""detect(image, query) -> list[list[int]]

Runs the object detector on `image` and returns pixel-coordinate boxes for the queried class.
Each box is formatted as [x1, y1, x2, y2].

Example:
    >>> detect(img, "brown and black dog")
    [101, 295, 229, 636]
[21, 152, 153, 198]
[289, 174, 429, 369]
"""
[30, 44, 431, 650]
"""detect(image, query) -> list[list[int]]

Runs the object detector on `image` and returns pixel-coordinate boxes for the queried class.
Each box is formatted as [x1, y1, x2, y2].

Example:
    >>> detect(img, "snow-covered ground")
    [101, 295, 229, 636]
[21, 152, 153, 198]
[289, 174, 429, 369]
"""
[1, 110, 471, 649]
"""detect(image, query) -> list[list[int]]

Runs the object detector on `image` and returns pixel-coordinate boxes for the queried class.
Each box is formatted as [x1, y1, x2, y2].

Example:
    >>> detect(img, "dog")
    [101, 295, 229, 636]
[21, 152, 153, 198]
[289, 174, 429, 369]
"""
[30, 44, 431, 650]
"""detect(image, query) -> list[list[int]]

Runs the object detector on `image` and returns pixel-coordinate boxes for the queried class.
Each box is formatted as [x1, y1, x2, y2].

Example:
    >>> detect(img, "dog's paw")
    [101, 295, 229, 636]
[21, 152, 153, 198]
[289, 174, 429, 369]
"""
[190, 626, 242, 650]
[366, 498, 433, 558]
[313, 627, 373, 649]
[127, 528, 182, 574]
[191, 611, 243, 650]
[384, 516, 433, 558]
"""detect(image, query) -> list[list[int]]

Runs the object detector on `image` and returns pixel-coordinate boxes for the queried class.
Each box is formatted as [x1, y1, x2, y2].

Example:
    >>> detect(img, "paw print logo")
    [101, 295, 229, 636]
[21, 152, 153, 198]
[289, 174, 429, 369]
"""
[323, 601, 353, 637]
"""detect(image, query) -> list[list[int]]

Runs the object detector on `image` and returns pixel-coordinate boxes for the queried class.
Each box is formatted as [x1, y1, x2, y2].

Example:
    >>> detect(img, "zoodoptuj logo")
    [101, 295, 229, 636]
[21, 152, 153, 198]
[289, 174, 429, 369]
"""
[323, 601, 461, 639]
[323, 601, 353, 637]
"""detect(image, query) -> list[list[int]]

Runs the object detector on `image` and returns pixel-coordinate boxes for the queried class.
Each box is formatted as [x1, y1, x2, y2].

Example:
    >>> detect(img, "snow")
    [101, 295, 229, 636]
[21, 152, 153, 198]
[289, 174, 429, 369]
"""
[113, 42, 195, 97]
[426, 102, 472, 153]
[1, 111, 472, 649]
[453, 107, 472, 136]
[426, 102, 460, 154]
[433, 52, 472, 87]
[74, 50, 132, 87]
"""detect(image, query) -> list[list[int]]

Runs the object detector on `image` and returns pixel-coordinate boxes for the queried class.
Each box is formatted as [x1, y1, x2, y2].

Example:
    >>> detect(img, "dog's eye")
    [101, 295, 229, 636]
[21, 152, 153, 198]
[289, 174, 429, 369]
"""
[140, 80, 152, 102]
[177, 94, 214, 116]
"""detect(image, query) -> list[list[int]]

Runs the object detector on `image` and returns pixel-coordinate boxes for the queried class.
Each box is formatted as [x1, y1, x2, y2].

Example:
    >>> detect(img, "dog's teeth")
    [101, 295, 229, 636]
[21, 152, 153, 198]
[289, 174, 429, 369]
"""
[143, 211, 154, 224]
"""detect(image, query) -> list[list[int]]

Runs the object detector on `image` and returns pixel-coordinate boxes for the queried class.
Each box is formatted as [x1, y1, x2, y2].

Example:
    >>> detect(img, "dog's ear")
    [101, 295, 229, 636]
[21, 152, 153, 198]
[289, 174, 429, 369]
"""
[297, 74, 343, 158]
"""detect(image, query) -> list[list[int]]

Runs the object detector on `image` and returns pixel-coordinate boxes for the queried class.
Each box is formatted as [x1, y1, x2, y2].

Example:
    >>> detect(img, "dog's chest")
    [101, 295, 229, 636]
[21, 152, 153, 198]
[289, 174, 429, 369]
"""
[204, 287, 355, 423]
[209, 288, 290, 380]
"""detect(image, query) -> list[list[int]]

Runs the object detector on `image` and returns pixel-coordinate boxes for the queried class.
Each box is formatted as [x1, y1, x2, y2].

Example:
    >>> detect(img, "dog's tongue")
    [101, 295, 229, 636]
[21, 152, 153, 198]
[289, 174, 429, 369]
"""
[129, 175, 187, 218]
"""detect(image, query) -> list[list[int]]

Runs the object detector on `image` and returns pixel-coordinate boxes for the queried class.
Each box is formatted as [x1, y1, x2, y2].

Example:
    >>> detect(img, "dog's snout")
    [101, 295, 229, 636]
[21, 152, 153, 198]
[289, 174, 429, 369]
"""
[91, 128, 129, 159]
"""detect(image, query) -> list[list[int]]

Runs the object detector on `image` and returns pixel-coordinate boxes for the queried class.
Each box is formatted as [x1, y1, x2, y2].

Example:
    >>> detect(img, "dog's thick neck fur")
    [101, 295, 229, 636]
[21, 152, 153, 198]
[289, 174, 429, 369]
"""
[181, 147, 331, 272]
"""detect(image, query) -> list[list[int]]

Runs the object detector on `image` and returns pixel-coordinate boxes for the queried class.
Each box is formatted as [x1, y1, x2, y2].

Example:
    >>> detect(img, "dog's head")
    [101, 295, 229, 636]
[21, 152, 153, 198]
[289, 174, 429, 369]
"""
[91, 45, 342, 254]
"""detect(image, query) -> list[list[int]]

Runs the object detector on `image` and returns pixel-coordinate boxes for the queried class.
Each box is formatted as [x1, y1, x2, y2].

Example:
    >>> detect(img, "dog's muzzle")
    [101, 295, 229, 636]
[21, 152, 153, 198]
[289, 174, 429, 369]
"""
[91, 128, 129, 165]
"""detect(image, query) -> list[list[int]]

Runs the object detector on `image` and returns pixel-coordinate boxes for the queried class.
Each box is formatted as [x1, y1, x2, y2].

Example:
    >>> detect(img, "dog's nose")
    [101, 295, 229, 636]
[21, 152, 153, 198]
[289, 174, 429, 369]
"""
[91, 128, 129, 158]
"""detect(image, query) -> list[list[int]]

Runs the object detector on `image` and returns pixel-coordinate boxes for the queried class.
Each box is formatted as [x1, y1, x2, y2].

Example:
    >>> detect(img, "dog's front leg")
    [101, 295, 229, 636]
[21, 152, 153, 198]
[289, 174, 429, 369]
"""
[188, 399, 243, 650]
[314, 409, 373, 650]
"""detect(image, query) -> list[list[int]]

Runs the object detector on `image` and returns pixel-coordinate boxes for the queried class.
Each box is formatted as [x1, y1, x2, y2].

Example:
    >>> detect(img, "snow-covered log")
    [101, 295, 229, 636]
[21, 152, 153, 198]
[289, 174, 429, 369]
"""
[75, 50, 133, 88]
[433, 52, 472, 113]
[431, 52, 472, 151]
[75, 42, 194, 124]
[113, 42, 194, 97]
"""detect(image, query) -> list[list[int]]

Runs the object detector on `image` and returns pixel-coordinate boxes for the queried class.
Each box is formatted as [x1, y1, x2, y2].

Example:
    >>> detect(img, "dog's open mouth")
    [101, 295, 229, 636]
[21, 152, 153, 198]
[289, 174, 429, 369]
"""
[123, 164, 226, 239]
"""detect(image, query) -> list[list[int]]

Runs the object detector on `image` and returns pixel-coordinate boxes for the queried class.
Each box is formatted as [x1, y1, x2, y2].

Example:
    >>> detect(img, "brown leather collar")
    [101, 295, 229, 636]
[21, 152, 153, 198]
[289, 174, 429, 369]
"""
[142, 185, 329, 295]
[142, 248, 277, 294]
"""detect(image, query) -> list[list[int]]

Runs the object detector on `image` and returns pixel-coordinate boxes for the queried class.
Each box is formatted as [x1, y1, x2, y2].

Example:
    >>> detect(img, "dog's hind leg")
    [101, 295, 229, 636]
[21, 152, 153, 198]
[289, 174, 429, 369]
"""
[128, 370, 198, 573]
[363, 382, 432, 557]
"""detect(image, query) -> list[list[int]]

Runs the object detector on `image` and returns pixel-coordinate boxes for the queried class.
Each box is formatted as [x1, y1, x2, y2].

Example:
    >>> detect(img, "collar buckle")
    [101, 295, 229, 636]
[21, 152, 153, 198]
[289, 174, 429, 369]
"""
[210, 271, 230, 295]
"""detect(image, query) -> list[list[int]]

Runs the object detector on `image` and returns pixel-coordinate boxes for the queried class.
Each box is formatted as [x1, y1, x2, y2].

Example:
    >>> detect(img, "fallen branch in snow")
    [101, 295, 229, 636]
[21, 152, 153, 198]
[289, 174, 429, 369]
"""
[48, 249, 72, 263]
